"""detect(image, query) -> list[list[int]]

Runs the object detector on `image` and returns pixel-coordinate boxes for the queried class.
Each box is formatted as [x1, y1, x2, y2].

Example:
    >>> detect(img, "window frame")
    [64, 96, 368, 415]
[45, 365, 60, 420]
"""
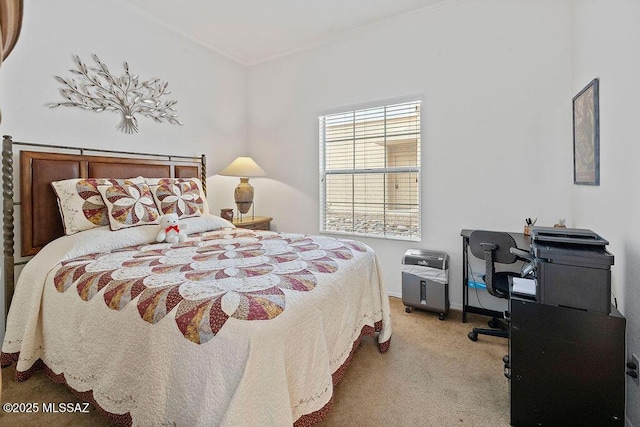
[319, 96, 422, 241]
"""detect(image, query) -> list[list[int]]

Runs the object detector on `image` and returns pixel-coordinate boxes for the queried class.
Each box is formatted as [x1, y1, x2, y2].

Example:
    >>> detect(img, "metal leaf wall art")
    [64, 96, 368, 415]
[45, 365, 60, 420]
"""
[50, 54, 183, 134]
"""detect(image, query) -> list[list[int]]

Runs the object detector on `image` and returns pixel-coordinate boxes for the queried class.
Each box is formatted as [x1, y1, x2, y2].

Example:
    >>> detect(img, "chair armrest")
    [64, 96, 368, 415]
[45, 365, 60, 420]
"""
[509, 247, 532, 262]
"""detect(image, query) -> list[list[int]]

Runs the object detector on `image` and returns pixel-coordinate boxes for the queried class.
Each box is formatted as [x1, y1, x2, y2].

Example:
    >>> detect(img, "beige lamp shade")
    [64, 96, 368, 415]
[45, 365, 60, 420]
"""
[219, 156, 266, 178]
[219, 156, 266, 214]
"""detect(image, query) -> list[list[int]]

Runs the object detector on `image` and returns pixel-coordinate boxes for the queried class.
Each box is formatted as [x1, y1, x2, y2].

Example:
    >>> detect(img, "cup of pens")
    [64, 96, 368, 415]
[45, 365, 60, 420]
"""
[524, 217, 536, 236]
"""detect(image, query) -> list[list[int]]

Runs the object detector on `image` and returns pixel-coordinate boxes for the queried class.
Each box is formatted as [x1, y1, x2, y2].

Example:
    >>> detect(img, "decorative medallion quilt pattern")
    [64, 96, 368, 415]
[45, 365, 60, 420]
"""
[98, 182, 160, 230]
[53, 228, 367, 344]
[150, 178, 205, 219]
[51, 177, 145, 235]
[75, 179, 114, 226]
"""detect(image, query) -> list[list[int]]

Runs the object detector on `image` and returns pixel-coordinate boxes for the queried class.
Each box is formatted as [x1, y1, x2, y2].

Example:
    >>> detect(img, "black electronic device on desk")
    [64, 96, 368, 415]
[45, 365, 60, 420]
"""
[530, 226, 614, 313]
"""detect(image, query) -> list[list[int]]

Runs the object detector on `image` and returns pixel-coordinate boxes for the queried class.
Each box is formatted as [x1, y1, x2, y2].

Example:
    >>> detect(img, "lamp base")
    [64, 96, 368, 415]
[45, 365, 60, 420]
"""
[236, 202, 256, 221]
[234, 178, 254, 214]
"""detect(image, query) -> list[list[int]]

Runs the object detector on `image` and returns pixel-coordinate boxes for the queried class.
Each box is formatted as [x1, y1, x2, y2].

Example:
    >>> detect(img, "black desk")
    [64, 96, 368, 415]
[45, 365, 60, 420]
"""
[508, 295, 625, 425]
[460, 229, 530, 323]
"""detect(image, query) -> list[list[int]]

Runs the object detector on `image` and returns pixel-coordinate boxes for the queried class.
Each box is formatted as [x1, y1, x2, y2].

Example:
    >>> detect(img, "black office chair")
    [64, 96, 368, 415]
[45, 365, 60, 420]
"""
[467, 230, 523, 342]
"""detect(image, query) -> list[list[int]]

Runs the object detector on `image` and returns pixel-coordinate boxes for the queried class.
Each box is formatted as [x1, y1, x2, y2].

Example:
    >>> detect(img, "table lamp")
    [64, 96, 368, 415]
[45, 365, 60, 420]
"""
[219, 156, 266, 216]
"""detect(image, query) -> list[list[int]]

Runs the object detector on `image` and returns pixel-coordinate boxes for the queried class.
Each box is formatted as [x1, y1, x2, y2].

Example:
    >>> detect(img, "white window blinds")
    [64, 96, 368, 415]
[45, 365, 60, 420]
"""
[319, 100, 421, 240]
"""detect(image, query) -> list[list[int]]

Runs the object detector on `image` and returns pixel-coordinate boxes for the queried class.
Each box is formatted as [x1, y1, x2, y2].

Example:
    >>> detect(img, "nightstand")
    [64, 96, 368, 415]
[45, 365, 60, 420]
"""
[232, 216, 272, 231]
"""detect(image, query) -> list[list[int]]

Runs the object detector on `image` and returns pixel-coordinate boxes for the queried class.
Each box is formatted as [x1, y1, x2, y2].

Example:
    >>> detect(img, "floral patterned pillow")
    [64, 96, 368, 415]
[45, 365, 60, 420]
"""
[51, 177, 145, 235]
[148, 178, 205, 219]
[97, 182, 160, 230]
[146, 177, 210, 216]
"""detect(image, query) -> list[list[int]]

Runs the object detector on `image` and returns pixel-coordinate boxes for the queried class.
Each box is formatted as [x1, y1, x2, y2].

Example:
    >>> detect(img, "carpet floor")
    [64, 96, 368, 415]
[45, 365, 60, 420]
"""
[0, 297, 510, 426]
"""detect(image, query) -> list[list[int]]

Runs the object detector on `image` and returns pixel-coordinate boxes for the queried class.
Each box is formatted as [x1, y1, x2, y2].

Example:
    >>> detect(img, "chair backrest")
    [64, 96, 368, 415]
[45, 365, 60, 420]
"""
[469, 230, 518, 297]
[469, 230, 518, 264]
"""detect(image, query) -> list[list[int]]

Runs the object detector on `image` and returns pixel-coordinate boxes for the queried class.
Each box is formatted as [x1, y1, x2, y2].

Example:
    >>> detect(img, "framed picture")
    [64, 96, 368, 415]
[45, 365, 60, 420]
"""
[573, 78, 600, 185]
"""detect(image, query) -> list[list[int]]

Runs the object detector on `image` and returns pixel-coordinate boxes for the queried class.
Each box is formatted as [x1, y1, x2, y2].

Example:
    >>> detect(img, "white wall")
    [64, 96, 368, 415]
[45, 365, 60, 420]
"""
[247, 0, 572, 304]
[570, 1, 640, 425]
[1, 0, 637, 421]
[0, 0, 248, 340]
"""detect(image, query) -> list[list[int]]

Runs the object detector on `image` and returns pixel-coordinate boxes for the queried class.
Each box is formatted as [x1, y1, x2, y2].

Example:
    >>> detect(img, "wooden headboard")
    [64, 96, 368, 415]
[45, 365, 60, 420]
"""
[2, 135, 207, 316]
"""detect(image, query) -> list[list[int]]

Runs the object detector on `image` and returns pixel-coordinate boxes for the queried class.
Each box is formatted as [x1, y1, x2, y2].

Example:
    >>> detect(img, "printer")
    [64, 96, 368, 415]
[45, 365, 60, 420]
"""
[530, 226, 614, 314]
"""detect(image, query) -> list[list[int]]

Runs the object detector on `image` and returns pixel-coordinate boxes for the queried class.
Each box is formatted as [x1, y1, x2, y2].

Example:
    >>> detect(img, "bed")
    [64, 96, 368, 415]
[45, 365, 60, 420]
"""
[0, 136, 392, 426]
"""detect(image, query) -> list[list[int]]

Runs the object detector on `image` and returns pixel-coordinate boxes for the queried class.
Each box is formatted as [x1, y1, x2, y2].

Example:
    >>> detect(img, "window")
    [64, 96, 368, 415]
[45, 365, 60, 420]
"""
[319, 99, 421, 240]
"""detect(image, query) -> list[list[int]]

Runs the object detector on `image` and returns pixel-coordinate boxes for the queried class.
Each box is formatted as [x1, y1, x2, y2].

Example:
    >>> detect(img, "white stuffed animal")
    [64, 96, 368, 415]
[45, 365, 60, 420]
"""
[156, 214, 188, 243]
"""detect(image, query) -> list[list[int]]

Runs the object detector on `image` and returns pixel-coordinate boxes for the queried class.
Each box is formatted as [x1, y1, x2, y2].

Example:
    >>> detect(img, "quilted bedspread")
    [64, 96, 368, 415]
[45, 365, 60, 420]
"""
[1, 215, 392, 426]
